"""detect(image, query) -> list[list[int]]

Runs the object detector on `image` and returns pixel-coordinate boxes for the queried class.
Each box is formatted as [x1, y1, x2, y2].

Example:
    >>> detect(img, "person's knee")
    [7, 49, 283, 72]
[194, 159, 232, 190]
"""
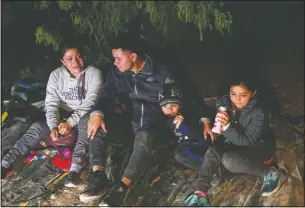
[30, 120, 48, 131]
[174, 148, 186, 163]
[221, 152, 237, 172]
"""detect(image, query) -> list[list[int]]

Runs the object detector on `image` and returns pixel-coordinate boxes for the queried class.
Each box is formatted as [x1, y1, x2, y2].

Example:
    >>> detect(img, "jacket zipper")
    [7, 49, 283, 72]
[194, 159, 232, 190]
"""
[134, 74, 144, 128]
[134, 78, 139, 98]
[141, 103, 144, 128]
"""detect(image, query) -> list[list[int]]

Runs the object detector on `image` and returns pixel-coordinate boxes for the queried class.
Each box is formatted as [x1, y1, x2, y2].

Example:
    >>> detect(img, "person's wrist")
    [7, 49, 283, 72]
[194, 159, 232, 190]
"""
[202, 120, 211, 127]
[90, 111, 104, 119]
[66, 120, 72, 127]
[222, 122, 231, 131]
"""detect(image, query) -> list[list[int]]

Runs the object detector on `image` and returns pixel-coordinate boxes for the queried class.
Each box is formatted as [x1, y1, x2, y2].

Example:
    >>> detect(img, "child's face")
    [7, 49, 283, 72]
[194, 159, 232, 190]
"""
[230, 84, 256, 109]
[161, 103, 181, 117]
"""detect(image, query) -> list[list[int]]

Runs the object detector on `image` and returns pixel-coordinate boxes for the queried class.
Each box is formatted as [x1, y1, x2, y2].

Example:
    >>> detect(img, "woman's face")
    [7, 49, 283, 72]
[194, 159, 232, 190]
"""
[61, 48, 84, 74]
[230, 84, 256, 109]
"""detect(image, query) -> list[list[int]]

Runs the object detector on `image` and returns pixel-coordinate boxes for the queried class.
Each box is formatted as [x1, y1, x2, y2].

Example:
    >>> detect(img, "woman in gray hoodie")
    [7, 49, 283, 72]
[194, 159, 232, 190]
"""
[1, 45, 103, 181]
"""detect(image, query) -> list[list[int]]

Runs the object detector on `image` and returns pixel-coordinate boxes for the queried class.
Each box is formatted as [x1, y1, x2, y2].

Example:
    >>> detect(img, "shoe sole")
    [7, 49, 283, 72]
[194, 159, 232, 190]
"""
[261, 172, 288, 197]
[65, 182, 78, 188]
[80, 191, 107, 203]
[99, 201, 110, 207]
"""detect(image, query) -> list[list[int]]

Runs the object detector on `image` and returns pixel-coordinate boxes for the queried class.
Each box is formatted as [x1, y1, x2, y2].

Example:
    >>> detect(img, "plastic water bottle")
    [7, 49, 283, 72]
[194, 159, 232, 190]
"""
[212, 106, 227, 134]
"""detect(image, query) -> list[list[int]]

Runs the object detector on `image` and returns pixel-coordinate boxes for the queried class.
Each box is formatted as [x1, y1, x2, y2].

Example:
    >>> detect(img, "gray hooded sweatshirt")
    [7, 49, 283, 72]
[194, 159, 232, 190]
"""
[45, 65, 103, 130]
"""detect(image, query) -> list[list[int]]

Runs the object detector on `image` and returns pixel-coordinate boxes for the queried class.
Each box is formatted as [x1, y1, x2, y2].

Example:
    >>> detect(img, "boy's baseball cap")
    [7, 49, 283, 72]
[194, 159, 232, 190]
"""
[159, 83, 183, 107]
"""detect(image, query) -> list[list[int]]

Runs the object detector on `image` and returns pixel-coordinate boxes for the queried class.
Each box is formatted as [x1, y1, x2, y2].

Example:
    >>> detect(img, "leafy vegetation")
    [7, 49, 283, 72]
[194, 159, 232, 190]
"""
[34, 1, 232, 66]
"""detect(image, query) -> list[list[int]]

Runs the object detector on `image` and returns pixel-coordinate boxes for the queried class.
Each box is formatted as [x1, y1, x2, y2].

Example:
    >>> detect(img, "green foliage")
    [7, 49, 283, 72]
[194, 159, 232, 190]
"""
[34, 1, 232, 66]
[35, 26, 62, 51]
[34, 0, 51, 11]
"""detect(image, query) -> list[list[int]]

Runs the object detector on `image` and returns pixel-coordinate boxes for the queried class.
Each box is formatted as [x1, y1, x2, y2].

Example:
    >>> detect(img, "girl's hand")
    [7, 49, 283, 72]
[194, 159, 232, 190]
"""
[50, 127, 59, 141]
[215, 111, 230, 127]
[202, 121, 216, 144]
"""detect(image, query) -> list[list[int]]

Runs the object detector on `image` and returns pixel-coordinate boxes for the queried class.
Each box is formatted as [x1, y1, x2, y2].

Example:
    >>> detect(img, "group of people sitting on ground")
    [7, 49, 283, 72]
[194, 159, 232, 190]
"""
[1, 35, 287, 207]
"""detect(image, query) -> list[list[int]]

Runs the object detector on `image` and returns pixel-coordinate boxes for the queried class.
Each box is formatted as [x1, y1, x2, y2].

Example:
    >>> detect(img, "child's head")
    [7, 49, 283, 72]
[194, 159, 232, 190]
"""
[228, 75, 257, 109]
[159, 84, 183, 117]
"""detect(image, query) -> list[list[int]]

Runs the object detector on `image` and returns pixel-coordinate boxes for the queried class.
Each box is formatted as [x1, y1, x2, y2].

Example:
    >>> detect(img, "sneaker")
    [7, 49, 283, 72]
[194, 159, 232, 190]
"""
[211, 173, 221, 187]
[65, 171, 80, 188]
[79, 171, 108, 203]
[261, 167, 288, 196]
[184, 190, 211, 207]
[211, 166, 224, 187]
[99, 181, 128, 207]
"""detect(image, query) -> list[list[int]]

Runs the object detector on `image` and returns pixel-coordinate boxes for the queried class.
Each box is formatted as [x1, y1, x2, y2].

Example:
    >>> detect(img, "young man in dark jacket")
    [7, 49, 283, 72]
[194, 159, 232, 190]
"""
[73, 35, 215, 205]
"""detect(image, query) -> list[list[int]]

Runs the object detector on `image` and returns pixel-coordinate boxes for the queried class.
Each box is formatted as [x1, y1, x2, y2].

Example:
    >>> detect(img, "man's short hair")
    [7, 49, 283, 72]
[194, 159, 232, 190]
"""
[110, 33, 147, 60]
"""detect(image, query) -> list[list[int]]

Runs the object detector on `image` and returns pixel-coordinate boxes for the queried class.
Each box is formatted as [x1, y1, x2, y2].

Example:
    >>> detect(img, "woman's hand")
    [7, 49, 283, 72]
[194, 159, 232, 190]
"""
[216, 111, 230, 127]
[58, 121, 72, 135]
[50, 127, 59, 141]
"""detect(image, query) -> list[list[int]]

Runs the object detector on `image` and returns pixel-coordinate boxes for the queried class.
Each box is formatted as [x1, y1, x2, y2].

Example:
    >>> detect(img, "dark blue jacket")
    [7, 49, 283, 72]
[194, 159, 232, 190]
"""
[93, 56, 176, 133]
[165, 96, 213, 142]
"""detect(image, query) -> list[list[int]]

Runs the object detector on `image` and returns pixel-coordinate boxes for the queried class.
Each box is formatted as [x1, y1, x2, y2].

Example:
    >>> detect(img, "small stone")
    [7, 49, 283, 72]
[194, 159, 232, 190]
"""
[50, 194, 57, 200]
[172, 183, 176, 185]
[284, 104, 290, 108]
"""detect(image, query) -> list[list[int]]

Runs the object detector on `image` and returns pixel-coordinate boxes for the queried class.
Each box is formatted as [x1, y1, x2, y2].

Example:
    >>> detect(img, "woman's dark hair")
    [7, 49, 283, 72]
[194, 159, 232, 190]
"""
[60, 42, 82, 58]
[229, 75, 257, 93]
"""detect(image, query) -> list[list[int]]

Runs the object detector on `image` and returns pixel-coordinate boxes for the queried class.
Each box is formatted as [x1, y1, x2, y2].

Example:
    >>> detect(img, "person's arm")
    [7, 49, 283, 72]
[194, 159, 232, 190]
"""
[45, 71, 61, 130]
[222, 108, 266, 146]
[163, 68, 176, 84]
[182, 88, 213, 125]
[66, 67, 103, 127]
[90, 68, 119, 119]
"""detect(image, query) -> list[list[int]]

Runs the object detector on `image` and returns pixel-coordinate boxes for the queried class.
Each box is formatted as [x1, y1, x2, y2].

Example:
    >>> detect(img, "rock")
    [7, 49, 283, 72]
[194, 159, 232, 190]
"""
[50, 194, 56, 200]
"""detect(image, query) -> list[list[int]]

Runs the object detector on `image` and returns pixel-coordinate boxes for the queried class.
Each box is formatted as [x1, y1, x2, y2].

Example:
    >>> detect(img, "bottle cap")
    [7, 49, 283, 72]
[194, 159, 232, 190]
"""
[219, 106, 227, 111]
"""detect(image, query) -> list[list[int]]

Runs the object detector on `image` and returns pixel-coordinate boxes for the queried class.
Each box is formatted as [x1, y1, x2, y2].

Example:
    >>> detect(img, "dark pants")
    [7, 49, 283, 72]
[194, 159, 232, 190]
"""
[195, 139, 275, 192]
[87, 114, 174, 181]
[1, 116, 89, 169]
[174, 139, 210, 170]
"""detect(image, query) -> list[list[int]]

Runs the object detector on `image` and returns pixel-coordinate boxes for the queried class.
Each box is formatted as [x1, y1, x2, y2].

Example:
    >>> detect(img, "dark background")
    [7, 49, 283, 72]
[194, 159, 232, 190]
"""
[1, 1, 304, 97]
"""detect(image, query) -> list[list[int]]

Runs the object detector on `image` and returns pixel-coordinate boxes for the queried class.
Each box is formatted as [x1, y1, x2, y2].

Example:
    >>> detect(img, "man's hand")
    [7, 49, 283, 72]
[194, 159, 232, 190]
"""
[202, 121, 217, 144]
[87, 114, 107, 139]
[50, 127, 59, 141]
[58, 121, 72, 135]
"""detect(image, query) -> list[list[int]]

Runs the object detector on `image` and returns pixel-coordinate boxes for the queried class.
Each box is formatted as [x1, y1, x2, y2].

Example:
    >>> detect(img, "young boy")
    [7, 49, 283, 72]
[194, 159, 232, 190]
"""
[158, 83, 214, 170]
